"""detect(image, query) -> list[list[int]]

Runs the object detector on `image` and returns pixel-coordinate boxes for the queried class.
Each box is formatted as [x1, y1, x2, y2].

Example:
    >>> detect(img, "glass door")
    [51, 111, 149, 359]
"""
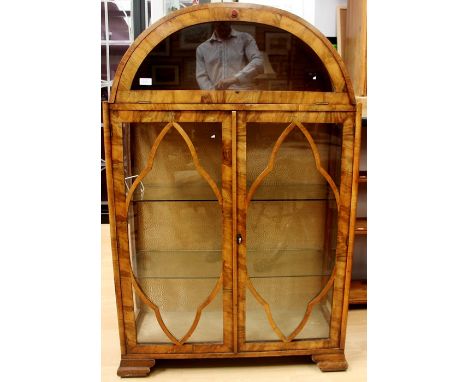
[120, 111, 233, 352]
[237, 111, 352, 351]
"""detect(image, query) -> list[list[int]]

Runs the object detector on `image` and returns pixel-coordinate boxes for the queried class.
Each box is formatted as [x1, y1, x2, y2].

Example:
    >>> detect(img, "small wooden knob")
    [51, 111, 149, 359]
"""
[231, 9, 239, 18]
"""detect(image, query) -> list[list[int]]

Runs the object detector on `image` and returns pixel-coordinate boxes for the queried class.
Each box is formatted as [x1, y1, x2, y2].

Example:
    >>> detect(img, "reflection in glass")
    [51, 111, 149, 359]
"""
[131, 22, 332, 91]
[245, 122, 341, 341]
[123, 122, 224, 344]
[196, 22, 264, 90]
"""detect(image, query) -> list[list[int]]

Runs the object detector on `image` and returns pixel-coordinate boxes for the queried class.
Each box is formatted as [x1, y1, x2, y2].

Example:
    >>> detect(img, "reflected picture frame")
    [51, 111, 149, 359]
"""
[152, 65, 180, 85]
[179, 24, 212, 49]
[183, 59, 197, 83]
[232, 24, 256, 38]
[265, 32, 291, 55]
[151, 37, 170, 56]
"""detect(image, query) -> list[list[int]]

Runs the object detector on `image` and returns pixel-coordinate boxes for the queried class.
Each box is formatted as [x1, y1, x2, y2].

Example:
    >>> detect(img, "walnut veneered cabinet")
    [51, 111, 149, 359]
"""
[103, 3, 361, 377]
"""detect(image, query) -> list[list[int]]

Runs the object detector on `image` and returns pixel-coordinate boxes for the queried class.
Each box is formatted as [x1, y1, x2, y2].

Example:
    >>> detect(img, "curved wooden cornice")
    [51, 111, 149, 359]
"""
[110, 3, 355, 103]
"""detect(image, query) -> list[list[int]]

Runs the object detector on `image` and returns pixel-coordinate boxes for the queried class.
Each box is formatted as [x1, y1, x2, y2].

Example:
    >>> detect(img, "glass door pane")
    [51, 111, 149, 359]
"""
[244, 120, 342, 343]
[123, 117, 229, 346]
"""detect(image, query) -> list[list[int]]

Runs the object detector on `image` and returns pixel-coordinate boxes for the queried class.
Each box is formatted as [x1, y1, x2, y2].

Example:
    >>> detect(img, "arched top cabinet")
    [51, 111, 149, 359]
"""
[104, 3, 361, 378]
[110, 3, 356, 107]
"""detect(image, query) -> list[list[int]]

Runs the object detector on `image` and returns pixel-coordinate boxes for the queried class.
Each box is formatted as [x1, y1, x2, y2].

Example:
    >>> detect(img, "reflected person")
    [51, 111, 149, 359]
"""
[196, 22, 264, 90]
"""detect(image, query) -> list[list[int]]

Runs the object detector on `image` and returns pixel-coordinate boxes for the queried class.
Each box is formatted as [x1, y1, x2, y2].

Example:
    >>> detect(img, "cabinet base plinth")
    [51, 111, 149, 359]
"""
[311, 353, 348, 372]
[117, 359, 156, 378]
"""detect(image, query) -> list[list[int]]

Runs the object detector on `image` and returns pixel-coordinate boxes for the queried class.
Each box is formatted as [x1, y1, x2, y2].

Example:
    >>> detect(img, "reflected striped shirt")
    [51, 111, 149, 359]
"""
[196, 29, 264, 90]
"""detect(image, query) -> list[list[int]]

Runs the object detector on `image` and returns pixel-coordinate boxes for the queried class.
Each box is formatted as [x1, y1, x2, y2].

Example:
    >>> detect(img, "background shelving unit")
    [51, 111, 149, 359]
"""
[338, 0, 367, 305]
[101, 0, 134, 223]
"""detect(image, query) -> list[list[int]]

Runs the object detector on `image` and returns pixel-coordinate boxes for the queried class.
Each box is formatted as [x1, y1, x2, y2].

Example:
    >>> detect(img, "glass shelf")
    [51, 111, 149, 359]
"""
[137, 274, 332, 280]
[129, 184, 336, 202]
[131, 184, 219, 202]
[358, 170, 367, 183]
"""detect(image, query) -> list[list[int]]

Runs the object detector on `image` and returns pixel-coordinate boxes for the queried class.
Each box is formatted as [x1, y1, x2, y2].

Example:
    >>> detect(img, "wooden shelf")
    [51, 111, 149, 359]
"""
[349, 279, 367, 305]
[355, 217, 367, 235]
[358, 171, 367, 183]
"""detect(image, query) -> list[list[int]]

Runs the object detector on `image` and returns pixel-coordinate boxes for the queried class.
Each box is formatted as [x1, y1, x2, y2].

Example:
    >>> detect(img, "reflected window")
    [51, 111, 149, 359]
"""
[131, 22, 332, 91]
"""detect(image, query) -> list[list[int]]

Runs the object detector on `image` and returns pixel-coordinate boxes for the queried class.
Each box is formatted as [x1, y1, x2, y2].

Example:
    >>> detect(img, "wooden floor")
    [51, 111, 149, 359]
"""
[101, 224, 367, 381]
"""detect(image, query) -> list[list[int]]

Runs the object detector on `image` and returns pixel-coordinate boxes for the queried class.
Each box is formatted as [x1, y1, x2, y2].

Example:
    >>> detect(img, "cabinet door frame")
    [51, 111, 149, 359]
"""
[236, 110, 356, 352]
[108, 109, 234, 354]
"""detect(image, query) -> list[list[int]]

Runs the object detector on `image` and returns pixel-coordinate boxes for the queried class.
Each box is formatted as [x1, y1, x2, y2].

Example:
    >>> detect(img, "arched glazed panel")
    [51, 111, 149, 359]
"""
[130, 22, 332, 92]
[110, 3, 355, 103]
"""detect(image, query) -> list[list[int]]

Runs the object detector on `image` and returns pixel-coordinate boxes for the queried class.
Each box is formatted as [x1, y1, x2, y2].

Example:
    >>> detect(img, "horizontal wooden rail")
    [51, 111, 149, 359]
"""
[355, 218, 367, 235]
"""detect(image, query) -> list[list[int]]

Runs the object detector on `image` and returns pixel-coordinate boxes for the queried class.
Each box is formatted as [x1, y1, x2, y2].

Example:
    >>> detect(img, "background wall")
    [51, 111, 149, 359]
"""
[239, 0, 347, 37]
[314, 0, 347, 37]
[239, 0, 314, 26]
[150, 1, 347, 37]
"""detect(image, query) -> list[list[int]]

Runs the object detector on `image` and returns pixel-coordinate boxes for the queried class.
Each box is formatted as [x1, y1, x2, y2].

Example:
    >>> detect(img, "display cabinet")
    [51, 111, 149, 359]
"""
[104, 3, 361, 377]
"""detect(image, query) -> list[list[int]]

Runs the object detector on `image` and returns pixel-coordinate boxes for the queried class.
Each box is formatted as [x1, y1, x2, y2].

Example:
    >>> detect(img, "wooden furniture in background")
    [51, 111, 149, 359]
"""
[104, 3, 361, 377]
[350, 168, 367, 304]
[336, 6, 347, 57]
[350, 116, 367, 305]
[337, 0, 367, 305]
[343, 0, 367, 97]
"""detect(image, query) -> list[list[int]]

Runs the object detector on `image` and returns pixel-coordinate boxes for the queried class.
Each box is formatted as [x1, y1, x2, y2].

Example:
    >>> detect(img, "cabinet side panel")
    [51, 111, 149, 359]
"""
[340, 105, 362, 347]
[329, 116, 355, 347]
[111, 112, 138, 348]
[104, 103, 127, 355]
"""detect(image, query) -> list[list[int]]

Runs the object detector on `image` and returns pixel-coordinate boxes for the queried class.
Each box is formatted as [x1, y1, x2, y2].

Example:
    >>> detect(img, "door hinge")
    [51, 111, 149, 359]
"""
[237, 234, 242, 245]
